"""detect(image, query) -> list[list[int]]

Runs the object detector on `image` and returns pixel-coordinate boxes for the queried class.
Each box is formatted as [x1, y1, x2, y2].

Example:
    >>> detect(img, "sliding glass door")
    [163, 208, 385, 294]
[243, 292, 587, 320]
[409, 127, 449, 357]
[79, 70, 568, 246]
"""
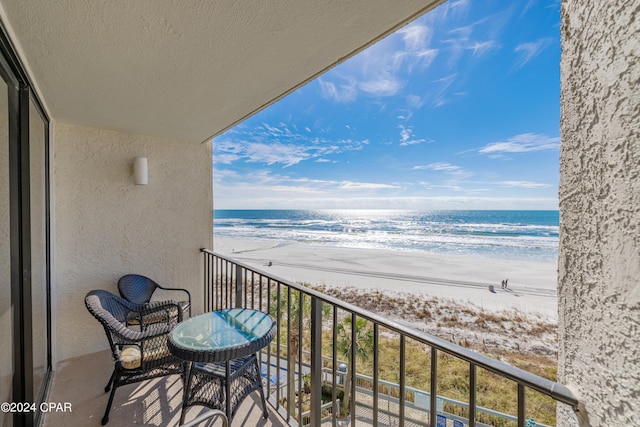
[0, 64, 12, 427]
[29, 97, 50, 423]
[0, 29, 51, 427]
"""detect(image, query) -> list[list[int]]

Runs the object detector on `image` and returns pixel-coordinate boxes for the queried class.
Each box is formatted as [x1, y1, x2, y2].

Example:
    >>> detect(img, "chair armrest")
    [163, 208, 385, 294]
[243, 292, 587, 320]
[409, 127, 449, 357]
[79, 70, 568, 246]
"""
[138, 300, 183, 329]
[156, 285, 191, 301]
[109, 316, 174, 343]
[156, 286, 191, 316]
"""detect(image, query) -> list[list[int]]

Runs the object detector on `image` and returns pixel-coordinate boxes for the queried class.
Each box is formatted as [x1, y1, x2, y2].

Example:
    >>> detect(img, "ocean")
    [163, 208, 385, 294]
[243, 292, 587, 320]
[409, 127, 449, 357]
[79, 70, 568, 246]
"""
[213, 210, 559, 262]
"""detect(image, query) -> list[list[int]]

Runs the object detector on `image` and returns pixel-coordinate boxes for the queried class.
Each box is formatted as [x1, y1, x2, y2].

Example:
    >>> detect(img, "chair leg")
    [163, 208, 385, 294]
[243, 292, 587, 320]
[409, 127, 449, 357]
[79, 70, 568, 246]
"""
[104, 369, 116, 393]
[102, 373, 120, 425]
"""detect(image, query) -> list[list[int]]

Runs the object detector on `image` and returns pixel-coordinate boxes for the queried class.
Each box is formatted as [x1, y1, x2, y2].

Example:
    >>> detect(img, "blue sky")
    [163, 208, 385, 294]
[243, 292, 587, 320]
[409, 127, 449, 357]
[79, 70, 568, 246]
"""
[213, 0, 561, 210]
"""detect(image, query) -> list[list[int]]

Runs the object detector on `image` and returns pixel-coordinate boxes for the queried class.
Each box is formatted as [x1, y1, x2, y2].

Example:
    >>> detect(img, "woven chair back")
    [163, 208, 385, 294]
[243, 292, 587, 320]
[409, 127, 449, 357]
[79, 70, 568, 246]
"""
[118, 274, 160, 305]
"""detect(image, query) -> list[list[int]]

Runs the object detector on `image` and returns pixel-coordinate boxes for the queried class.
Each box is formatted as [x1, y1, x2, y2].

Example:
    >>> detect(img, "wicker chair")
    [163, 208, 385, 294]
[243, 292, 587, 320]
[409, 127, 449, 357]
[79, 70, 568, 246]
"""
[85, 290, 185, 425]
[118, 274, 192, 318]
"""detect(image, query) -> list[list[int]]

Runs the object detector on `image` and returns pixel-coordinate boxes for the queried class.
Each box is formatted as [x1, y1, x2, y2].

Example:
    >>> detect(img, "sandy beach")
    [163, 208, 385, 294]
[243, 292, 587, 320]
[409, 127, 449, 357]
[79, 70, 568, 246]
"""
[214, 237, 559, 321]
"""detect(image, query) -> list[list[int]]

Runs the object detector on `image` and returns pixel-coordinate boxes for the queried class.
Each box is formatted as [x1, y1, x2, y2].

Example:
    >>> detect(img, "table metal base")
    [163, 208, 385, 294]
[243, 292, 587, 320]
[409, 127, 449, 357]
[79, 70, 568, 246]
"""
[180, 354, 268, 424]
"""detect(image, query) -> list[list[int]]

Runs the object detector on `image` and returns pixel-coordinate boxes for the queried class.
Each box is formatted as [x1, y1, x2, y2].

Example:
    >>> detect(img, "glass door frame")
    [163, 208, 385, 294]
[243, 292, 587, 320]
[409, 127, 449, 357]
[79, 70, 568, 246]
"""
[0, 22, 51, 427]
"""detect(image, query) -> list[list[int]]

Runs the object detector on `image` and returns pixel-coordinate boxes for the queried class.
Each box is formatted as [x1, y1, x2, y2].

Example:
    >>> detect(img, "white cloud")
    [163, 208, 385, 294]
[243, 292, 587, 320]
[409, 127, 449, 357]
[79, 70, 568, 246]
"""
[338, 181, 400, 190]
[213, 124, 369, 167]
[214, 153, 241, 164]
[497, 181, 552, 188]
[432, 73, 458, 107]
[243, 143, 312, 167]
[317, 19, 442, 103]
[467, 40, 500, 58]
[413, 162, 472, 177]
[398, 125, 429, 146]
[479, 133, 560, 154]
[359, 74, 404, 97]
[513, 38, 553, 69]
[319, 77, 357, 103]
[399, 24, 432, 52]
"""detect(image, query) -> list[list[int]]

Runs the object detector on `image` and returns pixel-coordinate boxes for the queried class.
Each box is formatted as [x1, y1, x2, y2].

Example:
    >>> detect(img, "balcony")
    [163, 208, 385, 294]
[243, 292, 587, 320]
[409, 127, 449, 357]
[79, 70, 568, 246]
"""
[44, 249, 578, 427]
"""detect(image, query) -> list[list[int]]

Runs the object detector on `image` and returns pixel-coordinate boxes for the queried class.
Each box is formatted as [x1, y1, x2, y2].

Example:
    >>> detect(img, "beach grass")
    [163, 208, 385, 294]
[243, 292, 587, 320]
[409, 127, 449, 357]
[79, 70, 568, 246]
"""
[262, 282, 558, 425]
[320, 332, 558, 426]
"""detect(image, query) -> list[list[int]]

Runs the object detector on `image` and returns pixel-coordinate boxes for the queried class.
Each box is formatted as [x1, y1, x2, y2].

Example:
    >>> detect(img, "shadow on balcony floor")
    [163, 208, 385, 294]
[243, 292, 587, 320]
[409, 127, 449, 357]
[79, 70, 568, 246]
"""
[43, 349, 289, 426]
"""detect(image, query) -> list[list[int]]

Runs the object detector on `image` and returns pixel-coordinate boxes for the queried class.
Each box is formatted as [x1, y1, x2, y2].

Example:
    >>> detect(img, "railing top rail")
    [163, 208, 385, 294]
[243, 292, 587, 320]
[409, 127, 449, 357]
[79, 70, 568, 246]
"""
[201, 248, 579, 408]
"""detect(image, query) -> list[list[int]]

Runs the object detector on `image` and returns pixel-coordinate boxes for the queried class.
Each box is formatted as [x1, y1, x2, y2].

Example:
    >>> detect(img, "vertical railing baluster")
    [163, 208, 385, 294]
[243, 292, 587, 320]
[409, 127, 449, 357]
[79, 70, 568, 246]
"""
[373, 323, 379, 426]
[350, 313, 356, 427]
[228, 260, 232, 308]
[220, 258, 224, 309]
[213, 256, 218, 310]
[217, 257, 222, 310]
[309, 296, 322, 427]
[399, 334, 406, 427]
[276, 282, 282, 408]
[207, 252, 211, 312]
[430, 347, 437, 427]
[224, 260, 229, 309]
[218, 256, 222, 310]
[203, 252, 207, 312]
[286, 285, 292, 421]
[265, 277, 272, 397]
[297, 292, 303, 424]
[518, 383, 525, 427]
[234, 264, 242, 308]
[214, 256, 219, 310]
[250, 271, 255, 309]
[259, 274, 264, 312]
[202, 252, 206, 312]
[332, 306, 337, 427]
[469, 363, 476, 427]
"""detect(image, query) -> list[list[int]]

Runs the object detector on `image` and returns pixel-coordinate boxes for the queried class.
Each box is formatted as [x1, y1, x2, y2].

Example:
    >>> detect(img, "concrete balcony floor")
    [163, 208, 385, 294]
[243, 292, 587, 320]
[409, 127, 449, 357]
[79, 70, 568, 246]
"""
[42, 350, 289, 427]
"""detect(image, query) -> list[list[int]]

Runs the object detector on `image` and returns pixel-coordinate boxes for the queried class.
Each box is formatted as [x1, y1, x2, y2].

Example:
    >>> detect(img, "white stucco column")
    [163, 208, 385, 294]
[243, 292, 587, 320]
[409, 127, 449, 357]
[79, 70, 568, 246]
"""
[558, 1, 639, 425]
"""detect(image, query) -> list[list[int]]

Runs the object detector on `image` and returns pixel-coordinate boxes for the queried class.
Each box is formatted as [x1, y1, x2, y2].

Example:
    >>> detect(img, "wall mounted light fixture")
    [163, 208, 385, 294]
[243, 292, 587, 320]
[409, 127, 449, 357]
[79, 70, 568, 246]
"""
[133, 157, 148, 185]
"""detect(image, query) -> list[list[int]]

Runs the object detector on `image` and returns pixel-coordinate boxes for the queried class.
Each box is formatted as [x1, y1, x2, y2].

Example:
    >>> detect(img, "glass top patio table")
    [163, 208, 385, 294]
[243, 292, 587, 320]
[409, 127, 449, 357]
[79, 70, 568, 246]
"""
[168, 308, 276, 363]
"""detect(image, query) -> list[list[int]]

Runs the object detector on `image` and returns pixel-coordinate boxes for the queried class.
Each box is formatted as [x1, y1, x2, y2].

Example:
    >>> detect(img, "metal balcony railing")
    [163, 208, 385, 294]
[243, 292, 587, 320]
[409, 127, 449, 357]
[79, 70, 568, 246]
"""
[201, 248, 579, 427]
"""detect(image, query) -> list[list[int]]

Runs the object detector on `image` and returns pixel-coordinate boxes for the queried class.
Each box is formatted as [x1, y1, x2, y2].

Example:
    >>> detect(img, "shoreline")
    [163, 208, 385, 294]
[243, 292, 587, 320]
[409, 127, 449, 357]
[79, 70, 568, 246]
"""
[213, 236, 559, 321]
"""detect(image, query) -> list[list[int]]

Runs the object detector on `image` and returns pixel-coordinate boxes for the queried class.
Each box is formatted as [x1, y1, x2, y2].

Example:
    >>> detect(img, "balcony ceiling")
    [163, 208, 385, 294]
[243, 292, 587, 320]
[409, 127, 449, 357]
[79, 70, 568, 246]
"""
[0, 0, 444, 143]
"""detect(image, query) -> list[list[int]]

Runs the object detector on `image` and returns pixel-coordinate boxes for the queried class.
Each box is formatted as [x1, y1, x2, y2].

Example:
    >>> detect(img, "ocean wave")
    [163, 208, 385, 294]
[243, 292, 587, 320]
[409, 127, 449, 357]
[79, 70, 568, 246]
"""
[213, 210, 559, 262]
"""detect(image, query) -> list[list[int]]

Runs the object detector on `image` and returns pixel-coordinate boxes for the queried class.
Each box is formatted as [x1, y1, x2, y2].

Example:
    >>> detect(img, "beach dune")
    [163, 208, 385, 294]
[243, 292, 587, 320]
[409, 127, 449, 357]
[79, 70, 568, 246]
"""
[214, 237, 559, 320]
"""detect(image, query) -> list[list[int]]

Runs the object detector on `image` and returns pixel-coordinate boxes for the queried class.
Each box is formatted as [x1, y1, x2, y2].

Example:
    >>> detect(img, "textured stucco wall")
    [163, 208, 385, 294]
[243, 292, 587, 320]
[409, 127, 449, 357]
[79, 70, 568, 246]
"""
[54, 123, 213, 362]
[559, 1, 639, 425]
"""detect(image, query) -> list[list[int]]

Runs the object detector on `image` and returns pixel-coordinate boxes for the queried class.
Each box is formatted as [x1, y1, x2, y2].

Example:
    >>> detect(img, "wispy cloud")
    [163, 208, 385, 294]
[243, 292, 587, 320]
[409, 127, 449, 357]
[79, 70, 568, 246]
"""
[413, 162, 472, 177]
[398, 24, 433, 52]
[513, 38, 553, 70]
[479, 133, 560, 154]
[521, 0, 537, 17]
[432, 73, 458, 107]
[243, 143, 313, 167]
[467, 40, 500, 58]
[214, 123, 369, 167]
[359, 73, 404, 97]
[497, 180, 552, 188]
[338, 181, 400, 190]
[319, 77, 358, 103]
[214, 169, 401, 203]
[317, 20, 441, 103]
[399, 125, 430, 146]
[429, 0, 471, 22]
